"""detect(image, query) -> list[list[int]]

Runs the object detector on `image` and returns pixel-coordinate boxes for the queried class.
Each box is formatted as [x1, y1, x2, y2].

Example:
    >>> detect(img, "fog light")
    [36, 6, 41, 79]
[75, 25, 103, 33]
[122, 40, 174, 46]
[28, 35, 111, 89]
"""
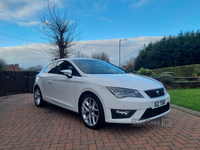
[116, 110, 130, 115]
[111, 109, 136, 119]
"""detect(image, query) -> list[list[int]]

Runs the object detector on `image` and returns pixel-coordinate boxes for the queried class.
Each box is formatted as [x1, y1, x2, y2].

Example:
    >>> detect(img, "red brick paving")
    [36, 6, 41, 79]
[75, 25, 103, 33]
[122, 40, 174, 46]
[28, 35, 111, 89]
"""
[0, 94, 200, 150]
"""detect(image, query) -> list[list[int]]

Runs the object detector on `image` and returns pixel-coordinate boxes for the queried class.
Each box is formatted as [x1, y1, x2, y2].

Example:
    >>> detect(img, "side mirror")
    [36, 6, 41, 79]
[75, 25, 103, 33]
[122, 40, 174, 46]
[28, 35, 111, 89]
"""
[60, 69, 72, 78]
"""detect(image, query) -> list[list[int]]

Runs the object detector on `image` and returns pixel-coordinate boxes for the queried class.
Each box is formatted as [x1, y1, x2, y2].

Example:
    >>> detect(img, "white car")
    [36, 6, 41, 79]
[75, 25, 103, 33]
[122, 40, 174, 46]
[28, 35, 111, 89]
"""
[34, 58, 170, 129]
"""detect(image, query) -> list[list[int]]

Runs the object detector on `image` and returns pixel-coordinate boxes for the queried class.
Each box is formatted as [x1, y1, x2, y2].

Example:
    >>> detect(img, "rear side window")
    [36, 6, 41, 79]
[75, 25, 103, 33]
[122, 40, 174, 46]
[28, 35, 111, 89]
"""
[43, 62, 57, 73]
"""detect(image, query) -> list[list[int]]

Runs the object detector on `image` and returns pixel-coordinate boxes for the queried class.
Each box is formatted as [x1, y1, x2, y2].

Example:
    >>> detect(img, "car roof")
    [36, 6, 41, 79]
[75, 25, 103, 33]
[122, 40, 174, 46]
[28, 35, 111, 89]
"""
[53, 58, 100, 62]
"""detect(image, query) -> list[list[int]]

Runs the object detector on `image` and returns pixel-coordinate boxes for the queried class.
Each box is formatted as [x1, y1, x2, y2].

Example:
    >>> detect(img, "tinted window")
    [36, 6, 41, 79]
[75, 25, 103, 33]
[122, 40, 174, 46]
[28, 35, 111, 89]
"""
[43, 62, 57, 73]
[72, 59, 126, 74]
[54, 61, 81, 76]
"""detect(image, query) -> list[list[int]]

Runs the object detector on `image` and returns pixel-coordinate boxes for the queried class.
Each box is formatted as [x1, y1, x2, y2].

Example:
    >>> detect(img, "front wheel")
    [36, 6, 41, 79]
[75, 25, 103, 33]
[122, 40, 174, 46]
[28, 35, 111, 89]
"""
[80, 94, 105, 129]
[34, 87, 47, 107]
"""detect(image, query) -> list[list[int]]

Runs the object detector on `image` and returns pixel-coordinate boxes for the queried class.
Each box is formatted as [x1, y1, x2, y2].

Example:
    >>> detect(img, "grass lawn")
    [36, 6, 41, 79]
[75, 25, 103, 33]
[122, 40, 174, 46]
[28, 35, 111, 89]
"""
[167, 88, 200, 112]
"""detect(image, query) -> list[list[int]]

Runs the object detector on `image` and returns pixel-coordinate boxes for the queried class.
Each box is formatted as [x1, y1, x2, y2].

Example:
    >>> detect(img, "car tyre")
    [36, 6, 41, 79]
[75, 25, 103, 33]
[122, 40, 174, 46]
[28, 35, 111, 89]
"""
[80, 93, 105, 129]
[34, 87, 47, 107]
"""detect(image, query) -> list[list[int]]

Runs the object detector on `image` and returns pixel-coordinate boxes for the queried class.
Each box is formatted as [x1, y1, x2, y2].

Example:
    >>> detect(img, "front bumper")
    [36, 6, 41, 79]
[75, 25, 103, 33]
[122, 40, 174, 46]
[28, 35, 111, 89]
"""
[99, 89, 171, 124]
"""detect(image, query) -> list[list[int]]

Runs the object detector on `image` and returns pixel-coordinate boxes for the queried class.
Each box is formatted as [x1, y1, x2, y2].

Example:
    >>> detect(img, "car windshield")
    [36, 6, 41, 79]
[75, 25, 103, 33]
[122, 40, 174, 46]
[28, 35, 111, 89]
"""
[72, 59, 126, 74]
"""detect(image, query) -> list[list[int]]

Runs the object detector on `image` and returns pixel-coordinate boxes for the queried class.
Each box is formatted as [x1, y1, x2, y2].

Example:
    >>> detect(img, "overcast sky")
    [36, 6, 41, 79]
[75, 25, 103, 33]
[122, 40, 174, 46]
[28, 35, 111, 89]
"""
[0, 0, 200, 68]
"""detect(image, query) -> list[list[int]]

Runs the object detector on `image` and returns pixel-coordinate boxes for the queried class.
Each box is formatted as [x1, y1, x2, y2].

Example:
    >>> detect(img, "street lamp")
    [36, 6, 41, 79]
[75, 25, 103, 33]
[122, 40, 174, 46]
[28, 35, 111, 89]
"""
[119, 39, 127, 68]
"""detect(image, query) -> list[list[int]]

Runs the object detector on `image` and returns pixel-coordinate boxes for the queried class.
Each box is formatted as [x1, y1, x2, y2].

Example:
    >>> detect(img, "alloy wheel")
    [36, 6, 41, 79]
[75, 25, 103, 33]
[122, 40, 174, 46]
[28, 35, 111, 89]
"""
[81, 97, 99, 127]
[34, 88, 41, 106]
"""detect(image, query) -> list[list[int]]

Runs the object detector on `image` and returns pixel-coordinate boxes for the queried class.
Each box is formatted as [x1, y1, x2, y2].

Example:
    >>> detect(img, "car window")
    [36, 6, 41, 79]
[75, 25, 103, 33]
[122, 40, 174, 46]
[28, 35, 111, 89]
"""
[43, 62, 57, 73]
[54, 60, 81, 76]
[72, 59, 126, 74]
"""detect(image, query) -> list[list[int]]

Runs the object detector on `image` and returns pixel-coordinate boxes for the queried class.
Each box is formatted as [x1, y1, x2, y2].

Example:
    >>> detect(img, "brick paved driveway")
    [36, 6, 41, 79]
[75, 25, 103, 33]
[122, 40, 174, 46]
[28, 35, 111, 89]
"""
[0, 94, 200, 150]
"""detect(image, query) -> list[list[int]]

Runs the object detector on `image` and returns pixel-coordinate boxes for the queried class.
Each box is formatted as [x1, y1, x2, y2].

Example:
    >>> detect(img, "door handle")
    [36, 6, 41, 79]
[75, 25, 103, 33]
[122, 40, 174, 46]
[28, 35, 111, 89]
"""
[48, 80, 52, 84]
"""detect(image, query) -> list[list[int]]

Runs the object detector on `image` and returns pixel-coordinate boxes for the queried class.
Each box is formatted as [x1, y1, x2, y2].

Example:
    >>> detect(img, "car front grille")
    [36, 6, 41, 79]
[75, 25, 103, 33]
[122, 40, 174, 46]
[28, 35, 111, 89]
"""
[139, 103, 170, 120]
[145, 88, 165, 98]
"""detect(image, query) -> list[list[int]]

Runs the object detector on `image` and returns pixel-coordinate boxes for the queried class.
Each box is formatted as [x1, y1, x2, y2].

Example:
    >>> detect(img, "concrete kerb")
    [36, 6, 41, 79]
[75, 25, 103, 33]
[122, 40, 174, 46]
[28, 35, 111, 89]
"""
[171, 103, 200, 117]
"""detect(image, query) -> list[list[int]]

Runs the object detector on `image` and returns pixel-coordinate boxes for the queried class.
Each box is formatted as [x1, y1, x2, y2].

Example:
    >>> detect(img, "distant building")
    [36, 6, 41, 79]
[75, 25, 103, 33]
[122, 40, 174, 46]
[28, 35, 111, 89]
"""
[5, 64, 21, 72]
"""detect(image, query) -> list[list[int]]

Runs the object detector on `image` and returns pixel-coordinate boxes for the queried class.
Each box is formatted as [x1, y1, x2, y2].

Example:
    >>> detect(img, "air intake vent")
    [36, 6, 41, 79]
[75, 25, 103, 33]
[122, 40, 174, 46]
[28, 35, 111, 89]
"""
[140, 103, 170, 120]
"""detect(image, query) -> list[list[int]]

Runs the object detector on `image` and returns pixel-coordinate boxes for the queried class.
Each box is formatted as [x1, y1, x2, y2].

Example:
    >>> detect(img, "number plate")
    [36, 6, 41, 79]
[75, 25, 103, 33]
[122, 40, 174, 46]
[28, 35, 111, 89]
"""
[153, 99, 166, 109]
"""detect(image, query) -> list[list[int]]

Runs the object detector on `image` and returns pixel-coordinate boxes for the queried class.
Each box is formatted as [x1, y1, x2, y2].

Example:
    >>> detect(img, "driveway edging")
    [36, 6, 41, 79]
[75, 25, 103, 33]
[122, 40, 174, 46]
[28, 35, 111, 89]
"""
[171, 103, 200, 117]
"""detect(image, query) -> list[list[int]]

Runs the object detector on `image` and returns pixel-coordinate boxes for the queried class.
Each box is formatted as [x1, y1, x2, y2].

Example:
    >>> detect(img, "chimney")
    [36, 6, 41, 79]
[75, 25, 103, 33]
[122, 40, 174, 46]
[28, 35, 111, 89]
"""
[15, 64, 19, 71]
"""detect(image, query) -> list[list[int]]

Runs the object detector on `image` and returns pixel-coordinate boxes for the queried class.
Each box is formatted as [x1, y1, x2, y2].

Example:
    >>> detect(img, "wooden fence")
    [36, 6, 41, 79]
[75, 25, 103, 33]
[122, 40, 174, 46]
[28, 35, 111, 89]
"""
[0, 71, 38, 97]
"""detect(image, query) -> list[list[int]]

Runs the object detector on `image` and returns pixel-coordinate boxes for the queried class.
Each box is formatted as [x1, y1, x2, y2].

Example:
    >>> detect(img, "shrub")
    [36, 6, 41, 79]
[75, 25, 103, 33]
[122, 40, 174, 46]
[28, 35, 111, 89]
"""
[137, 67, 155, 77]
[152, 64, 200, 77]
[158, 74, 174, 84]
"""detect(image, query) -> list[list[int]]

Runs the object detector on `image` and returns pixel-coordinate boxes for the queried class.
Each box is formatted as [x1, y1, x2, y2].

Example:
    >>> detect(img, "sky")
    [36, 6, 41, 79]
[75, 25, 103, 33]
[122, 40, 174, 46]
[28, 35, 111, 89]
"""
[0, 0, 200, 69]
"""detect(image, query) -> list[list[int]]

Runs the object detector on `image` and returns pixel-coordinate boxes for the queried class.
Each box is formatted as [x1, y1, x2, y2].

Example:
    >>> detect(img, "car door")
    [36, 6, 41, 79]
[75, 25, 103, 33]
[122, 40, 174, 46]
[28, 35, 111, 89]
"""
[47, 60, 80, 111]
[40, 62, 57, 101]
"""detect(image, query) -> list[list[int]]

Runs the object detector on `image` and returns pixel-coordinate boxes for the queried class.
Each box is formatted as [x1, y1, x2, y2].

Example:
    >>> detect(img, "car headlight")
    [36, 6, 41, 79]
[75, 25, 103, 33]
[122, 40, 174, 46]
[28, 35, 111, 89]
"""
[106, 87, 144, 99]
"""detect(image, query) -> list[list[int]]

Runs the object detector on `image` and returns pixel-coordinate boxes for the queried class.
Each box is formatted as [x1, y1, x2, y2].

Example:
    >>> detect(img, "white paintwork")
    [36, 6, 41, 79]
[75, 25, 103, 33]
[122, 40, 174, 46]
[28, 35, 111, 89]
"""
[34, 58, 170, 124]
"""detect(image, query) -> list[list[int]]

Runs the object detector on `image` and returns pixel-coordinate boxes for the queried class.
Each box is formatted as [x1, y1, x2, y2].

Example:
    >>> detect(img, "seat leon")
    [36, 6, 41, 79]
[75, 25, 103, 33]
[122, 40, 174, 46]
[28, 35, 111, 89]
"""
[34, 58, 170, 129]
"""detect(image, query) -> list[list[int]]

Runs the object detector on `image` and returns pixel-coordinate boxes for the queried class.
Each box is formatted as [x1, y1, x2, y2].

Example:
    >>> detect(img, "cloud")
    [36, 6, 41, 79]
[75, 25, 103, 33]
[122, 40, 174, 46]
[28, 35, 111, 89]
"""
[93, 2, 107, 11]
[0, 0, 67, 25]
[0, 0, 43, 21]
[0, 36, 163, 69]
[132, 0, 150, 8]
[99, 17, 115, 22]
[18, 21, 39, 27]
[0, 43, 51, 69]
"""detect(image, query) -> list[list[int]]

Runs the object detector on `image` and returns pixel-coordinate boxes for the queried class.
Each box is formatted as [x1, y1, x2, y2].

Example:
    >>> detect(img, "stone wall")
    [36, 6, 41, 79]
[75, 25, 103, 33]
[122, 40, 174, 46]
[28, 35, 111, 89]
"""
[163, 81, 200, 89]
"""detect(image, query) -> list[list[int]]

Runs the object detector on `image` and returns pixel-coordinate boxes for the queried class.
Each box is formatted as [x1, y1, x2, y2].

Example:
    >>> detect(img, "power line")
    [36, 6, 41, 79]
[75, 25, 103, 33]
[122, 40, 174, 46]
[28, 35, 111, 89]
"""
[112, 46, 144, 64]
[121, 46, 143, 60]
[0, 32, 142, 47]
[75, 43, 143, 47]
[0, 32, 41, 43]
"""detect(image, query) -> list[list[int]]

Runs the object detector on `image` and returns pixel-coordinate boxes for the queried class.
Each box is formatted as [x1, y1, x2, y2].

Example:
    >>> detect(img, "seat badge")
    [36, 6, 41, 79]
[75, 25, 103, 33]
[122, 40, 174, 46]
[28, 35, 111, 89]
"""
[156, 90, 160, 95]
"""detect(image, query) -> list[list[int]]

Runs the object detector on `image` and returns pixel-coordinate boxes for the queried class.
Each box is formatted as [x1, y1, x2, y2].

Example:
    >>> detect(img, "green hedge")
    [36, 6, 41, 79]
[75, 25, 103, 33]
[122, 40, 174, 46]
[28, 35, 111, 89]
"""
[152, 64, 200, 77]
[137, 67, 155, 77]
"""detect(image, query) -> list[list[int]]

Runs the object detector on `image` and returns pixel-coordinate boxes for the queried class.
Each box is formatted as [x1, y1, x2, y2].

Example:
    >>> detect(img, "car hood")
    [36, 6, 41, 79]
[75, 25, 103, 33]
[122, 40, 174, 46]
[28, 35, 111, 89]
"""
[86, 73, 163, 91]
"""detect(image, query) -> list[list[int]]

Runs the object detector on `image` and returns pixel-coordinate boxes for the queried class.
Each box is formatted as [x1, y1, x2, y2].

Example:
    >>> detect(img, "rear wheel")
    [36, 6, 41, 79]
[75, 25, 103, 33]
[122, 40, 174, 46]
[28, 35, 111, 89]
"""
[80, 93, 105, 129]
[34, 87, 47, 107]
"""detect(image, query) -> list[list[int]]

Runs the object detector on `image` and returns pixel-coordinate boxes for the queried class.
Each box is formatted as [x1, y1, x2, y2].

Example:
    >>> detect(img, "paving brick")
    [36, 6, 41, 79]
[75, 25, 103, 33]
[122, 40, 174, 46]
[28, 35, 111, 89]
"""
[124, 138, 133, 145]
[102, 137, 110, 143]
[56, 147, 65, 150]
[65, 142, 73, 149]
[49, 143, 65, 148]
[95, 139, 104, 147]
[128, 135, 137, 141]
[172, 141, 186, 148]
[168, 145, 180, 150]
[112, 146, 121, 150]
[158, 141, 173, 146]
[119, 141, 128, 149]
[154, 146, 171, 150]
[110, 139, 124, 143]
[129, 144, 143, 149]
[97, 146, 112, 150]
[104, 142, 119, 147]
[133, 140, 147, 145]
[143, 143, 154, 150]
[73, 144, 88, 149]
[147, 139, 159, 147]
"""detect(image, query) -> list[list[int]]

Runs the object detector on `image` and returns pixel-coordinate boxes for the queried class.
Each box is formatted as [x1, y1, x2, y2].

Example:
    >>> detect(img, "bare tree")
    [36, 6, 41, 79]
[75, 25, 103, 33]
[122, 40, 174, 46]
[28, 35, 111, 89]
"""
[91, 52, 110, 62]
[123, 57, 135, 72]
[26, 65, 44, 72]
[0, 58, 7, 71]
[74, 50, 89, 58]
[37, 0, 81, 59]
